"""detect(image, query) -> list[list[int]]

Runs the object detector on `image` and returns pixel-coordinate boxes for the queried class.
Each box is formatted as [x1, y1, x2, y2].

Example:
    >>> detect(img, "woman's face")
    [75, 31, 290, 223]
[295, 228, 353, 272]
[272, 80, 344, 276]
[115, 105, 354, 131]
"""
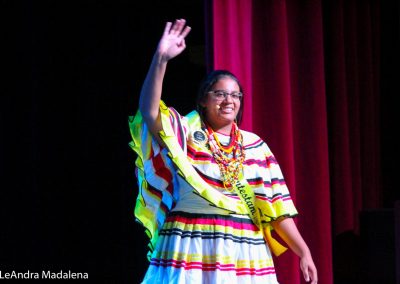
[201, 77, 241, 130]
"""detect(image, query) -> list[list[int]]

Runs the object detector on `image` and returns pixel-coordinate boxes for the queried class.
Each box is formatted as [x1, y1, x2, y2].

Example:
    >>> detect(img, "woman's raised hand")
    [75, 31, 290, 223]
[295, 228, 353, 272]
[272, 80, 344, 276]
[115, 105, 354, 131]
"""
[157, 19, 191, 62]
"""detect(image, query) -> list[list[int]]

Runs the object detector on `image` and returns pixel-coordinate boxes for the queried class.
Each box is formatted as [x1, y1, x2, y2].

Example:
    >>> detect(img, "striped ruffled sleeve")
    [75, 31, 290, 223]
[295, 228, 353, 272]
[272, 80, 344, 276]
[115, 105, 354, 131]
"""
[128, 101, 188, 259]
[257, 142, 298, 224]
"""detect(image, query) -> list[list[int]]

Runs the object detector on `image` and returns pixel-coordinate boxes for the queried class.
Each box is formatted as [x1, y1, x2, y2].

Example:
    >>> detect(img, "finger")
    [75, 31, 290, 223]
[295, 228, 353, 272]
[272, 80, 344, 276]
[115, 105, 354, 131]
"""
[310, 268, 318, 284]
[177, 19, 188, 34]
[180, 26, 191, 38]
[302, 267, 310, 282]
[163, 22, 172, 36]
[171, 19, 184, 34]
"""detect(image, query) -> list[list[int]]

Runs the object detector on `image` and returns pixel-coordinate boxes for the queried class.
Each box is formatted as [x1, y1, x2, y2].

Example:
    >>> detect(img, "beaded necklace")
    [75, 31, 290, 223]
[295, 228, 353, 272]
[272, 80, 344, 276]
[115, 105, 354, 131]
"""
[204, 123, 246, 190]
[211, 124, 236, 154]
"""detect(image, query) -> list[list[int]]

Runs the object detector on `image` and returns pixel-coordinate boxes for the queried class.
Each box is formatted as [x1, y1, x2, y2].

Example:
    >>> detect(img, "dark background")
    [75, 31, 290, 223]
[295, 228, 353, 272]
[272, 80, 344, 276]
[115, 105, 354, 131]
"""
[1, 0, 399, 283]
[1, 1, 206, 283]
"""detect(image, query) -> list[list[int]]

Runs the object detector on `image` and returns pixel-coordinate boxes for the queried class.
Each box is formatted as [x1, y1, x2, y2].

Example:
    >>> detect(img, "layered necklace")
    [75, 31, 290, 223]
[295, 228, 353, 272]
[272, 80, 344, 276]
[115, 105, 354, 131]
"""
[204, 122, 246, 190]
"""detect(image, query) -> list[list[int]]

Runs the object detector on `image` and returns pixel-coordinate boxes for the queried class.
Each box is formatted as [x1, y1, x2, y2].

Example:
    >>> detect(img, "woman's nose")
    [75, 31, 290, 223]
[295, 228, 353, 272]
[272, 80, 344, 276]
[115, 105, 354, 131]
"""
[224, 93, 234, 102]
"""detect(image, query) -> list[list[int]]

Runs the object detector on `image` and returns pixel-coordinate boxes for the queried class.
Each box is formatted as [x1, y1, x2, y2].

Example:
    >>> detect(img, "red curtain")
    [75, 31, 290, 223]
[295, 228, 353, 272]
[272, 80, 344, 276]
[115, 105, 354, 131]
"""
[323, 0, 381, 235]
[210, 0, 381, 284]
[211, 0, 254, 131]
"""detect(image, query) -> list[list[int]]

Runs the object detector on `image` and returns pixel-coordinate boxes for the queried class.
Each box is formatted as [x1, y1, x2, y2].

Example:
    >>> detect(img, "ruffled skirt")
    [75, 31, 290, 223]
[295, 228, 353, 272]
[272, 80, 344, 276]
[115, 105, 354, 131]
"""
[141, 211, 279, 284]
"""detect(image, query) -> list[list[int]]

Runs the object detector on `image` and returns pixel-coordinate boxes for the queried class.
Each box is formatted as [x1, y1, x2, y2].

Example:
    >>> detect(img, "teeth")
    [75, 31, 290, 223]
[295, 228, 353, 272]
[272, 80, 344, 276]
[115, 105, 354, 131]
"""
[220, 107, 234, 113]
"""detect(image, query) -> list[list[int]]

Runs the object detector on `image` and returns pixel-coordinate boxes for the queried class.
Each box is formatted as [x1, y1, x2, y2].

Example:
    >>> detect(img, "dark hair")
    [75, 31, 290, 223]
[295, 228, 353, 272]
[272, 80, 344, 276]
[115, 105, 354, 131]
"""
[196, 70, 244, 126]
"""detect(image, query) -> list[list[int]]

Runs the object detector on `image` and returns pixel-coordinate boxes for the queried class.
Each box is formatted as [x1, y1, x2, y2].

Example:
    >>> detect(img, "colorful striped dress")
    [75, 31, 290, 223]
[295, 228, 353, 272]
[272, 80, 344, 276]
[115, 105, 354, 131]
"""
[129, 102, 298, 284]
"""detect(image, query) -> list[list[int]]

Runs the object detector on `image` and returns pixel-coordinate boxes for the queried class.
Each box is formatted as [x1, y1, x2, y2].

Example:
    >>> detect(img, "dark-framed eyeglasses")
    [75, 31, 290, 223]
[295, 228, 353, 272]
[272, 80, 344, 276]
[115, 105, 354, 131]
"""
[207, 90, 243, 101]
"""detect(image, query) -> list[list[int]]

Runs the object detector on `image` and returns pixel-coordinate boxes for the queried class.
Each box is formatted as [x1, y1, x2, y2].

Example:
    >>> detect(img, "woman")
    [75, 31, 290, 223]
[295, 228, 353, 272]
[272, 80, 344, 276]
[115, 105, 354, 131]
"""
[129, 19, 317, 284]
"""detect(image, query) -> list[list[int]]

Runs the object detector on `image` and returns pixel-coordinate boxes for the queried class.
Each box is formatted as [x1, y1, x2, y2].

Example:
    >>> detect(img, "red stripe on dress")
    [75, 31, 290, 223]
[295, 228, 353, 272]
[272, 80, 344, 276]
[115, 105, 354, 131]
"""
[226, 195, 240, 200]
[146, 185, 169, 216]
[159, 201, 169, 215]
[165, 215, 258, 231]
[236, 266, 276, 276]
[202, 177, 223, 188]
[152, 153, 174, 196]
[150, 259, 275, 275]
[188, 155, 213, 162]
[248, 178, 264, 186]
[194, 169, 224, 188]
[187, 149, 213, 162]
[147, 184, 162, 199]
[255, 195, 283, 203]
[244, 138, 263, 148]
[266, 155, 278, 165]
[244, 158, 267, 167]
[271, 179, 286, 187]
[169, 109, 182, 149]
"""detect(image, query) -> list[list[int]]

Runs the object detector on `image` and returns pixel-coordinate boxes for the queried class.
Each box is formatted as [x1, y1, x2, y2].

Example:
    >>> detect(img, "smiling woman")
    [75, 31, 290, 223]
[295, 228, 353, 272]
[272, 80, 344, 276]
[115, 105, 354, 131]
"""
[198, 72, 244, 134]
[129, 19, 317, 284]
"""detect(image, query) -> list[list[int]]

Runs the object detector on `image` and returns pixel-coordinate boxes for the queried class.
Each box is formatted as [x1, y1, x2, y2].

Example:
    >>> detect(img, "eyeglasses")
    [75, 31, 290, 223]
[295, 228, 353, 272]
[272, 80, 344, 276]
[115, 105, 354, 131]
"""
[207, 90, 243, 101]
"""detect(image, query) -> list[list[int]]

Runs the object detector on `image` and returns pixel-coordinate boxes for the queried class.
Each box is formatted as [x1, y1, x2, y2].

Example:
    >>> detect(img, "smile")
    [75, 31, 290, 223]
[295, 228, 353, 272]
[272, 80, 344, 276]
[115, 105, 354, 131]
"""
[220, 107, 234, 113]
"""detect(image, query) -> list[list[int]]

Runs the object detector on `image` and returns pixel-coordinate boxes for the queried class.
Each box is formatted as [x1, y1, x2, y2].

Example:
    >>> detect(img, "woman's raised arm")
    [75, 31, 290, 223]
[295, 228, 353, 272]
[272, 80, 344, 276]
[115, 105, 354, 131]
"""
[138, 19, 191, 145]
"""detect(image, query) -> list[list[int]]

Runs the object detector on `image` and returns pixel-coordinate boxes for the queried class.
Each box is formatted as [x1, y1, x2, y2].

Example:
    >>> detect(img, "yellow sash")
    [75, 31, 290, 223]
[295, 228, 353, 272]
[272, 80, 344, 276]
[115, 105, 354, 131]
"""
[234, 172, 287, 256]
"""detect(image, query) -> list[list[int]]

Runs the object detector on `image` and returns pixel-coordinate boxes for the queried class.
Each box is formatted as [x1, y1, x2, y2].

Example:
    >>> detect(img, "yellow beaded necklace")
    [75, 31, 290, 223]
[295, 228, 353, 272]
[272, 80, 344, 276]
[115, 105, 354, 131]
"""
[205, 123, 245, 190]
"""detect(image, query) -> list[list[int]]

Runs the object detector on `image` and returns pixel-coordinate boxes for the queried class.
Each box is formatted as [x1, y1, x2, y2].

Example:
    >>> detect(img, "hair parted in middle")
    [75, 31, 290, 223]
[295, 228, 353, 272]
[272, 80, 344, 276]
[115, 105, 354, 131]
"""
[196, 70, 244, 126]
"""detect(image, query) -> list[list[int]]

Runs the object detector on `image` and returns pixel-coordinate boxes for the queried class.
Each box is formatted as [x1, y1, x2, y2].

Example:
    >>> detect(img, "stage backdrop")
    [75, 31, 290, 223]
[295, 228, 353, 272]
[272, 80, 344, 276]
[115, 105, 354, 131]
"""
[210, 0, 382, 283]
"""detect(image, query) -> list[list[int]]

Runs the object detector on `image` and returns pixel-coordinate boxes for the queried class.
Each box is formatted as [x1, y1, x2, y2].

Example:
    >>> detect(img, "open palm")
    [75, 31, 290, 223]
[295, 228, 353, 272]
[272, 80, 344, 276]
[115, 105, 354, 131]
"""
[157, 19, 191, 61]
